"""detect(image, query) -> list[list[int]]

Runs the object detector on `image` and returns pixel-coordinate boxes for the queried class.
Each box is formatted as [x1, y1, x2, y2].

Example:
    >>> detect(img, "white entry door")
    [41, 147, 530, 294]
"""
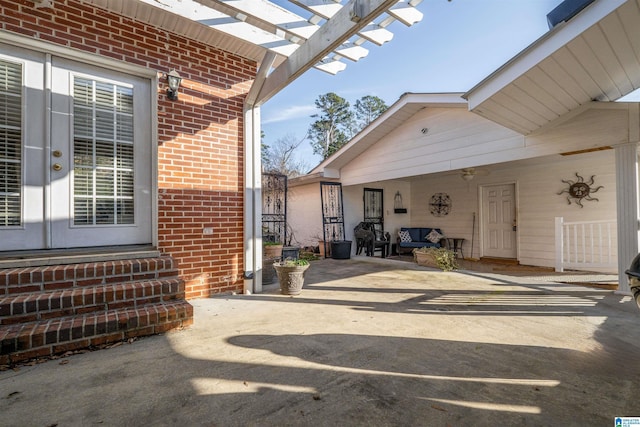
[481, 183, 517, 259]
[0, 45, 152, 251]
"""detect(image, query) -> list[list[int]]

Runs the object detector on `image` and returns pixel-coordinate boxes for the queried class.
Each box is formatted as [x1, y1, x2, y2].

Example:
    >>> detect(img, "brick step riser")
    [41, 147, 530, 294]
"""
[0, 278, 185, 326]
[0, 301, 194, 365]
[0, 257, 179, 297]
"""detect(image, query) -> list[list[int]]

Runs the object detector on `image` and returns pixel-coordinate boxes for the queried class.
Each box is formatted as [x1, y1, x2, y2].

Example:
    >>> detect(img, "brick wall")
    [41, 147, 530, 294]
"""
[0, 0, 256, 299]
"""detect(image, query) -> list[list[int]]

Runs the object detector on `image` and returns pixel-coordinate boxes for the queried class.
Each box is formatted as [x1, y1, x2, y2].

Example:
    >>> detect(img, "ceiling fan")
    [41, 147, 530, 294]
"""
[460, 167, 489, 181]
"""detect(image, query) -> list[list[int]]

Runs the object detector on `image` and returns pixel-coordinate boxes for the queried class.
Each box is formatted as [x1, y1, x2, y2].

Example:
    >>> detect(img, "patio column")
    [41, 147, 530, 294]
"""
[615, 136, 640, 295]
[243, 105, 263, 293]
[245, 52, 276, 294]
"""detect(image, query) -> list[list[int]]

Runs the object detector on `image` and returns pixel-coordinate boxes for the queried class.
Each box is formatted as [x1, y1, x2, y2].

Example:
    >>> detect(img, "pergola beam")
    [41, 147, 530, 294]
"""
[255, 0, 400, 105]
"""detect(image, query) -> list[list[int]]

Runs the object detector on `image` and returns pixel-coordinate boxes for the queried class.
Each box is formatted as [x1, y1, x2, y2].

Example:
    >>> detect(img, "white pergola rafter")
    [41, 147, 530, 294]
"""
[80, 0, 423, 102]
[195, 0, 422, 73]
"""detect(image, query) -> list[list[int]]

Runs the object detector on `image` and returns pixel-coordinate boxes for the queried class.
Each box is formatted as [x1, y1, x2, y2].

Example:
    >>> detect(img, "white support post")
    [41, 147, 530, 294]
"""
[555, 217, 564, 272]
[242, 53, 277, 294]
[243, 105, 263, 294]
[614, 140, 640, 295]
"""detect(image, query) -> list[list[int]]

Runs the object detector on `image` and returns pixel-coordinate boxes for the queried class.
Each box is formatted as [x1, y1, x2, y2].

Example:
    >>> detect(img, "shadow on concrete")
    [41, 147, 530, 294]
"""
[1, 258, 639, 426]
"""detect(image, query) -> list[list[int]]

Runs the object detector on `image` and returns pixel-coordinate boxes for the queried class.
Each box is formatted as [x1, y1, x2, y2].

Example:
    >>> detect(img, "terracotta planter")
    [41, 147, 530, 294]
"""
[318, 241, 331, 258]
[274, 263, 309, 295]
[414, 251, 438, 268]
[414, 249, 458, 271]
[264, 244, 283, 259]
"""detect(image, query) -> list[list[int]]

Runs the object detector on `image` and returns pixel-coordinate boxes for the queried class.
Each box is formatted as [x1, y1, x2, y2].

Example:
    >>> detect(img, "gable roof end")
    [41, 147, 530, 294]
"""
[463, 0, 640, 135]
[303, 93, 467, 179]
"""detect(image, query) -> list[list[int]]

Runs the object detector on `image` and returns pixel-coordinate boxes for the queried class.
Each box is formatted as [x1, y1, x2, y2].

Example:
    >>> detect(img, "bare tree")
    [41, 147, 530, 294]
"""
[263, 133, 310, 178]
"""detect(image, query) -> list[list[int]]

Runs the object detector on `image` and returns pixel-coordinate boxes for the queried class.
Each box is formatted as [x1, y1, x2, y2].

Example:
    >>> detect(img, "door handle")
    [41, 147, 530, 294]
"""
[52, 163, 62, 171]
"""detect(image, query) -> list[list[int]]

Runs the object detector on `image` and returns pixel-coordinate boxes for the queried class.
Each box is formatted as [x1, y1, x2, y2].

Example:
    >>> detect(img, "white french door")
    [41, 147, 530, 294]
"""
[0, 44, 152, 251]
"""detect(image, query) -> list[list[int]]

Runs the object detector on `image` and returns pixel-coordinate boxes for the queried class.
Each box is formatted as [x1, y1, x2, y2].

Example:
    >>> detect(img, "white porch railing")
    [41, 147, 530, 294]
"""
[555, 217, 617, 272]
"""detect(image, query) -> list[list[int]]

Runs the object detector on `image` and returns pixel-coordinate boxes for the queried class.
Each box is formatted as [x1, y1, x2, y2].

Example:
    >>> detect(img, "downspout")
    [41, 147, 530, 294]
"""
[243, 52, 277, 294]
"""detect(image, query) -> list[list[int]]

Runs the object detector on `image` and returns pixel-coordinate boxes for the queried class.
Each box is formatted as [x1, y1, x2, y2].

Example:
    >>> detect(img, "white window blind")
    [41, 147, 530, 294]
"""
[0, 59, 22, 227]
[73, 77, 134, 225]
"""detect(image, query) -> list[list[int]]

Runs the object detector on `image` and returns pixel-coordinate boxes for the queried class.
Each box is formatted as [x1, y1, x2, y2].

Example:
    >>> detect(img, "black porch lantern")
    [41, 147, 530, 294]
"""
[166, 70, 182, 101]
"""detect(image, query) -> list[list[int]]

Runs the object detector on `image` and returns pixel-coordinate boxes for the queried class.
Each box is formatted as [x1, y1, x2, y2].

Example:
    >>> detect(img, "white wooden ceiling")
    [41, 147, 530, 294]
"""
[81, 0, 423, 104]
[464, 0, 640, 136]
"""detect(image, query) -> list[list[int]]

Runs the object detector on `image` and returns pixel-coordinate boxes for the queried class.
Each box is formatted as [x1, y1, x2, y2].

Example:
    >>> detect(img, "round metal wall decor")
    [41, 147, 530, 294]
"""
[429, 193, 451, 217]
[557, 172, 603, 208]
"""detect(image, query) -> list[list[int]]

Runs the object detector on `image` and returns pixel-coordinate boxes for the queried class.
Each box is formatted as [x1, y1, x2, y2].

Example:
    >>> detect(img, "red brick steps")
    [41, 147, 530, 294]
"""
[0, 256, 193, 365]
[0, 279, 184, 325]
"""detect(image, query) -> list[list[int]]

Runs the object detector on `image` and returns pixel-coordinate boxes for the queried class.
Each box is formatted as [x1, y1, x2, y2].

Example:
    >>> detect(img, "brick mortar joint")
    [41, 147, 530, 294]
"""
[1, 258, 178, 283]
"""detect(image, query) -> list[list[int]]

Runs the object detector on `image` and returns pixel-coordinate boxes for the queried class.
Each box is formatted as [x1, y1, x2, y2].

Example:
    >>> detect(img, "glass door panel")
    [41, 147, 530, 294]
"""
[0, 43, 152, 252]
[50, 57, 152, 248]
[0, 45, 46, 251]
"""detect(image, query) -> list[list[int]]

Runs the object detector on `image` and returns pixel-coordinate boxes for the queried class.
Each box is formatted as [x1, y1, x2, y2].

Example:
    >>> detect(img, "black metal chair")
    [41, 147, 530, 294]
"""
[354, 222, 375, 255]
[371, 224, 390, 258]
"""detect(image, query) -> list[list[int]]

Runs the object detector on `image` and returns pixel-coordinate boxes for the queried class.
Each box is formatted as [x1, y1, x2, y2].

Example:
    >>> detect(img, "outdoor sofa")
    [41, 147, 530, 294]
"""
[396, 227, 445, 255]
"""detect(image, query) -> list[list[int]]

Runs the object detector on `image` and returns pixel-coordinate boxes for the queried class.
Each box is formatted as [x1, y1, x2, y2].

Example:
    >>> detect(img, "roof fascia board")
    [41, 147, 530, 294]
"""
[309, 92, 467, 173]
[255, 0, 399, 105]
[463, 0, 627, 109]
[288, 172, 339, 187]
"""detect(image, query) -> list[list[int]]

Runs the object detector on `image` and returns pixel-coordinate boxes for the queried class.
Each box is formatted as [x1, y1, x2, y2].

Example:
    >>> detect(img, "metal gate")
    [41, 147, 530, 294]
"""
[320, 181, 345, 257]
[262, 173, 287, 244]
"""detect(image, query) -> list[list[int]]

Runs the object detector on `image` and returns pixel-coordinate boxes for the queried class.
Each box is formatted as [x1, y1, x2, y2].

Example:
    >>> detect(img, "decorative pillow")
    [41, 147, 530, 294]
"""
[426, 229, 444, 243]
[398, 230, 412, 242]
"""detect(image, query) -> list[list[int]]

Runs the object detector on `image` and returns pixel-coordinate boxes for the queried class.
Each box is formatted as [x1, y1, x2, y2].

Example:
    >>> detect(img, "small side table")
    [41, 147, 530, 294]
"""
[391, 243, 398, 256]
[446, 237, 465, 259]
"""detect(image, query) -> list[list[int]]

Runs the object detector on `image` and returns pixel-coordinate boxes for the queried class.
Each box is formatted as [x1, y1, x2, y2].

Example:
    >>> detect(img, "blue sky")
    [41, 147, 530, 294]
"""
[260, 0, 571, 168]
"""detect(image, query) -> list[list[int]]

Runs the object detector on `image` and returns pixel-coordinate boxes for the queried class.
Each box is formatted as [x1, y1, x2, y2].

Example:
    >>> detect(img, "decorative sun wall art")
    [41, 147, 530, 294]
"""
[557, 172, 603, 208]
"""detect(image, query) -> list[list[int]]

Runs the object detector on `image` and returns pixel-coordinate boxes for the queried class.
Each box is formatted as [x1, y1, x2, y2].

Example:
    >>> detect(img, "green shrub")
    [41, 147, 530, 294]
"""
[274, 258, 309, 267]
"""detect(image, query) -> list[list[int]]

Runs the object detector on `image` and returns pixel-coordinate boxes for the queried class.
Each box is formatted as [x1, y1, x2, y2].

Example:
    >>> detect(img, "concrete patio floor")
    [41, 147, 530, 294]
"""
[1, 257, 639, 426]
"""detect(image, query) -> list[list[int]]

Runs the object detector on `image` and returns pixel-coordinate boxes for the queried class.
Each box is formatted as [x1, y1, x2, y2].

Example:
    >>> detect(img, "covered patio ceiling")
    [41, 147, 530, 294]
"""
[78, 0, 423, 105]
[463, 0, 640, 136]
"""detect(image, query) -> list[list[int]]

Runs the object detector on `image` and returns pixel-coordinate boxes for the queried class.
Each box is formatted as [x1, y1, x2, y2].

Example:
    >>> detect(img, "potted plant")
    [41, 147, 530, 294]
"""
[413, 247, 458, 271]
[273, 258, 310, 295]
[311, 231, 331, 258]
[263, 240, 284, 258]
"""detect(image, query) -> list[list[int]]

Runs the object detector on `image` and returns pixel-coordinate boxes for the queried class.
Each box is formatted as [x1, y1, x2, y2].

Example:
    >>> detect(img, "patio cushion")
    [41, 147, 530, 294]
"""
[406, 228, 423, 242]
[397, 227, 444, 254]
[398, 230, 412, 242]
[426, 229, 444, 243]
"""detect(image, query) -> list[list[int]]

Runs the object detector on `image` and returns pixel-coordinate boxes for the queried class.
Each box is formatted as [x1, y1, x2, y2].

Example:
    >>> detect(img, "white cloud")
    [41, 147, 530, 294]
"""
[262, 104, 317, 125]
